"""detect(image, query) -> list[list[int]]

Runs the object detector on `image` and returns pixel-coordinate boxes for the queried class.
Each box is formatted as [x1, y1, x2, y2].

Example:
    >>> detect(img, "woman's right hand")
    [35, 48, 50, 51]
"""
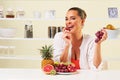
[62, 27, 71, 46]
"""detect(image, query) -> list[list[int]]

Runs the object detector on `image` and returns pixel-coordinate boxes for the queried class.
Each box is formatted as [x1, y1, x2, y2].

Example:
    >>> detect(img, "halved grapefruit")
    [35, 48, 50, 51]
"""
[43, 64, 56, 75]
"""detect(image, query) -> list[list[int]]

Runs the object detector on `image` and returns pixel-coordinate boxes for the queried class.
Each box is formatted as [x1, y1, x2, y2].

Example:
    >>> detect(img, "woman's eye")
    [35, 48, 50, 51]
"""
[65, 18, 68, 21]
[65, 17, 75, 21]
[71, 17, 76, 20]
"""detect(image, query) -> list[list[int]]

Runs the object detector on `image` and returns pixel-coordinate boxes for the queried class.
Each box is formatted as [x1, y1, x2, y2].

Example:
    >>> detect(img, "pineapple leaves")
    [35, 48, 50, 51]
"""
[39, 45, 53, 59]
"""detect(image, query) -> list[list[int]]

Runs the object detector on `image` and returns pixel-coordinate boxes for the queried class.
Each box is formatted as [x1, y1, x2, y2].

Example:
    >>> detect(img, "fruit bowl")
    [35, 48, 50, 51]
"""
[106, 29, 120, 39]
[54, 62, 77, 75]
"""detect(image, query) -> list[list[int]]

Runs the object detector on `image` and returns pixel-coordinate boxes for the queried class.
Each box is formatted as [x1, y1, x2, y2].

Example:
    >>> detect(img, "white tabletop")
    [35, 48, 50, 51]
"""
[0, 68, 120, 80]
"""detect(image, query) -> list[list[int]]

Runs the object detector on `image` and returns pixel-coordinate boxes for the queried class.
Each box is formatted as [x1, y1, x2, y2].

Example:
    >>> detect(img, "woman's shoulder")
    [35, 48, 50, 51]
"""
[53, 32, 65, 43]
[54, 32, 63, 39]
[55, 32, 63, 36]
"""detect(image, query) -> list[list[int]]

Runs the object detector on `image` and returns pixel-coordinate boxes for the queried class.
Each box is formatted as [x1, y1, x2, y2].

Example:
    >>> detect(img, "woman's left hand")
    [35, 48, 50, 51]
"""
[95, 29, 107, 44]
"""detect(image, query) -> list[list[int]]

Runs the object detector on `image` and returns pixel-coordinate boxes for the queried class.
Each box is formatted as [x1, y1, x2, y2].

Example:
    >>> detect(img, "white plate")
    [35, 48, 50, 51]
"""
[57, 71, 78, 75]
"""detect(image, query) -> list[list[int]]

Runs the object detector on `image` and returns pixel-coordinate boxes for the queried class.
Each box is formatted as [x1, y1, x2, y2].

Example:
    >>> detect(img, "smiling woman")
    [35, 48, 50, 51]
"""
[0, 0, 119, 70]
[53, 7, 108, 70]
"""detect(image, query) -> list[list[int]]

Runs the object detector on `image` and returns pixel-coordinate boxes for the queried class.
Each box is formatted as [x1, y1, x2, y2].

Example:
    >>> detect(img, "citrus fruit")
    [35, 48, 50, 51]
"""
[43, 64, 54, 74]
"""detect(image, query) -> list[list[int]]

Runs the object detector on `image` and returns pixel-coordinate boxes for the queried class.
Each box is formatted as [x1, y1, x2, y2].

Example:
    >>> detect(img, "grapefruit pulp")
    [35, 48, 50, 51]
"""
[43, 64, 55, 74]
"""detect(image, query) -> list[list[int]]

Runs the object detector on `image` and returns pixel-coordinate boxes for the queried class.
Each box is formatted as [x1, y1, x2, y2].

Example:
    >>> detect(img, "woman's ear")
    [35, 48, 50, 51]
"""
[81, 19, 85, 28]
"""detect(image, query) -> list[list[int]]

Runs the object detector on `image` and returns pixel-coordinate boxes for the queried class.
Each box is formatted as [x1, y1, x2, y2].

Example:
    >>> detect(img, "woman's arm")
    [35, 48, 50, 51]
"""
[93, 44, 102, 68]
[60, 45, 70, 62]
[60, 28, 71, 62]
[53, 31, 71, 62]
[93, 29, 107, 68]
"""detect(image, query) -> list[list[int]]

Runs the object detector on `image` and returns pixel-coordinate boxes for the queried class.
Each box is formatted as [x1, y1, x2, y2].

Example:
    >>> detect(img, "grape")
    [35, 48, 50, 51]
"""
[95, 30, 104, 43]
[99, 31, 104, 36]
[95, 31, 100, 37]
[65, 69, 69, 72]
[60, 69, 64, 72]
[54, 67, 59, 72]
[62, 65, 67, 69]
[95, 38, 100, 43]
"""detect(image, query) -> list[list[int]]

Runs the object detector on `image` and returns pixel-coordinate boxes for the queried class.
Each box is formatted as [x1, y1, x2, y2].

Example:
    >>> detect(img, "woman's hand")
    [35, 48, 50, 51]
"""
[62, 27, 71, 46]
[95, 29, 107, 44]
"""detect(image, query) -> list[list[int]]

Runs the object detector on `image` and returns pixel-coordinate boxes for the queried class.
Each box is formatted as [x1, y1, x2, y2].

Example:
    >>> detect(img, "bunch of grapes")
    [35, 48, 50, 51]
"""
[54, 62, 77, 73]
[95, 30, 104, 43]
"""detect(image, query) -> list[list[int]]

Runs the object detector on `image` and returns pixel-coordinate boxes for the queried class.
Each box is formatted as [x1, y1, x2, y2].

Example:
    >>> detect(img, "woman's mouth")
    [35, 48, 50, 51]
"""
[66, 25, 74, 31]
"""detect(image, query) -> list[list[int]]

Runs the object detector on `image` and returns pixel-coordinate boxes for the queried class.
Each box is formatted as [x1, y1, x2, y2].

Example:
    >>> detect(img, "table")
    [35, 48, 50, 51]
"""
[0, 68, 120, 80]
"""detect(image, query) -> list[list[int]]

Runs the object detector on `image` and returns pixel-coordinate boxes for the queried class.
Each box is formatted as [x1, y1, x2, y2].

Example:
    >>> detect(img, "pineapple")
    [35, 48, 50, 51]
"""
[39, 45, 54, 68]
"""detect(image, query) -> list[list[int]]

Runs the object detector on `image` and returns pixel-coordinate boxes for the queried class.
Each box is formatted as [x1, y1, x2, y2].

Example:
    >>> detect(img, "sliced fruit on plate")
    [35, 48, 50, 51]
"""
[43, 64, 56, 75]
[50, 69, 56, 75]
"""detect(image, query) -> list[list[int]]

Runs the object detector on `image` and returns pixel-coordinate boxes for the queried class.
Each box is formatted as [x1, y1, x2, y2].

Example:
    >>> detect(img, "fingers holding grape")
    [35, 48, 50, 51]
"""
[95, 30, 104, 43]
[62, 28, 71, 45]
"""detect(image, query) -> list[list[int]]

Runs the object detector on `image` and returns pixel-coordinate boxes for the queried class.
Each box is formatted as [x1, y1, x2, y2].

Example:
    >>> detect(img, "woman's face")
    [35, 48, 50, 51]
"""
[65, 10, 84, 33]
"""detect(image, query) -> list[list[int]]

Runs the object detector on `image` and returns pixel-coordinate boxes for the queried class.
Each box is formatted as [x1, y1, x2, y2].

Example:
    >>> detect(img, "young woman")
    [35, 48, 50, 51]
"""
[53, 7, 107, 70]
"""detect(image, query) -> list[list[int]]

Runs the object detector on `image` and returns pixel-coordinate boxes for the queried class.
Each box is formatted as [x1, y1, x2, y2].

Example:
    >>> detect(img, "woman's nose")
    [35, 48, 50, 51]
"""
[66, 20, 71, 24]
